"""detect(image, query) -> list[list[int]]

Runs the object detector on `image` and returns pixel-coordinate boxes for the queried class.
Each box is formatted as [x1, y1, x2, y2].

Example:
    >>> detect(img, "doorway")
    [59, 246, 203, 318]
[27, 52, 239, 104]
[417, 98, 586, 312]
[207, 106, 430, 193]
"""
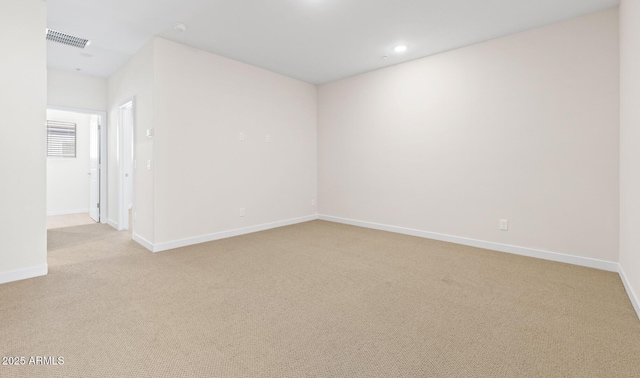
[118, 99, 135, 231]
[46, 106, 107, 229]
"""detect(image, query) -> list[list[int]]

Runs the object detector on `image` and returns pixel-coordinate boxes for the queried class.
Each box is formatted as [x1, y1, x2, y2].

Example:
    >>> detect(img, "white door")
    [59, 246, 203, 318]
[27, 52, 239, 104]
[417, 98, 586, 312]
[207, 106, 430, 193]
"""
[123, 107, 134, 214]
[121, 103, 134, 230]
[89, 116, 100, 222]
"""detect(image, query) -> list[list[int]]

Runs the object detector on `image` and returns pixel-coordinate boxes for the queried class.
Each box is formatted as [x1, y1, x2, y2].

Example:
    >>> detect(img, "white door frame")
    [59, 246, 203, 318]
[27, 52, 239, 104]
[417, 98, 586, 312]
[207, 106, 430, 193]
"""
[47, 105, 108, 224]
[117, 98, 135, 231]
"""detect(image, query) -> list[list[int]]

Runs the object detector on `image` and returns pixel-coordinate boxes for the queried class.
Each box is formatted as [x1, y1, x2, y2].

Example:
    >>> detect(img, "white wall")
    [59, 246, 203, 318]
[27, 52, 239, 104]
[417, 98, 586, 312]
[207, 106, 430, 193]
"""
[48, 68, 108, 111]
[619, 0, 640, 316]
[46, 109, 91, 215]
[318, 9, 619, 264]
[107, 41, 155, 239]
[152, 38, 317, 247]
[0, 0, 47, 283]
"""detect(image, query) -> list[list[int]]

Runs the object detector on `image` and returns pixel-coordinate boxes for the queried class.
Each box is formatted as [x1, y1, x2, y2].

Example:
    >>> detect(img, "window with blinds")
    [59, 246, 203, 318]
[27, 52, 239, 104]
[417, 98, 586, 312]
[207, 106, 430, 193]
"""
[47, 120, 76, 157]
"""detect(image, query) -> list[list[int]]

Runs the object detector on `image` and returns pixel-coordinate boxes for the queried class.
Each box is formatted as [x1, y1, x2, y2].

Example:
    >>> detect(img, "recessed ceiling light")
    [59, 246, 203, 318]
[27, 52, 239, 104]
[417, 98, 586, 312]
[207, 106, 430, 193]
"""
[394, 45, 407, 53]
[174, 23, 187, 32]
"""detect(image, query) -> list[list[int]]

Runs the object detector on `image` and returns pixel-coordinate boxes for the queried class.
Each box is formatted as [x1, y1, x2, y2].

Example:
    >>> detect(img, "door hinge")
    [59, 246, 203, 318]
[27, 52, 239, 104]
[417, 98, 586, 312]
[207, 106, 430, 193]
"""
[97, 203, 100, 209]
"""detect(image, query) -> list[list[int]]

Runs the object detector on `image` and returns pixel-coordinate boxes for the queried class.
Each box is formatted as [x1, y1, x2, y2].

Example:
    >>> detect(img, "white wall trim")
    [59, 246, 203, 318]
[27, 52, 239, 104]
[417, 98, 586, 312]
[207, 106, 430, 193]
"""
[0, 264, 48, 285]
[48, 104, 104, 115]
[47, 209, 90, 216]
[149, 215, 318, 253]
[107, 219, 119, 230]
[132, 232, 154, 252]
[618, 265, 640, 320]
[318, 215, 619, 272]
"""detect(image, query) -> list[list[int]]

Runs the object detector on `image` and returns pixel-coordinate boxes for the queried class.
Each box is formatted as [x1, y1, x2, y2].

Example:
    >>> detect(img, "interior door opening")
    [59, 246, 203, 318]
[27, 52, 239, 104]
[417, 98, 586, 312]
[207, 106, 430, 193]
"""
[89, 115, 101, 223]
[118, 99, 135, 232]
[46, 107, 107, 230]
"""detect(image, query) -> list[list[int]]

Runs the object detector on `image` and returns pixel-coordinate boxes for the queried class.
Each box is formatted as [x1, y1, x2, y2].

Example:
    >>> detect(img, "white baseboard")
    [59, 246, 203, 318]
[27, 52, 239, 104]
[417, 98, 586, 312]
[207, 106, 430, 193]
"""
[47, 209, 89, 216]
[318, 215, 619, 272]
[0, 264, 48, 285]
[150, 215, 318, 253]
[132, 232, 154, 252]
[618, 265, 640, 320]
[107, 219, 119, 230]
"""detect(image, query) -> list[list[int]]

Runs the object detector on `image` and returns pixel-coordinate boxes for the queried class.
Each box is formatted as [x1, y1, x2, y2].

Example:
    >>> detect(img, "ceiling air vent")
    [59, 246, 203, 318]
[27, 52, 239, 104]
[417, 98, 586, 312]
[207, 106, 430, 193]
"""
[46, 29, 91, 49]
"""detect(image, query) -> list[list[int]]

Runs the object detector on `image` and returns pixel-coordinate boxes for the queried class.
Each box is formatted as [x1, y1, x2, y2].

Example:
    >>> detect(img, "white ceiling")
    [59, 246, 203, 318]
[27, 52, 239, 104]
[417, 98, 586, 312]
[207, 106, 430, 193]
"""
[46, 0, 620, 85]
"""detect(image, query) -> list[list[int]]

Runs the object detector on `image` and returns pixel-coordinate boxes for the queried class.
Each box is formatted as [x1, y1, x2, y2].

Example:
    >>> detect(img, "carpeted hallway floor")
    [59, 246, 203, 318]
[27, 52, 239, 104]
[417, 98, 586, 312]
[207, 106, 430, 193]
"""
[1, 220, 639, 377]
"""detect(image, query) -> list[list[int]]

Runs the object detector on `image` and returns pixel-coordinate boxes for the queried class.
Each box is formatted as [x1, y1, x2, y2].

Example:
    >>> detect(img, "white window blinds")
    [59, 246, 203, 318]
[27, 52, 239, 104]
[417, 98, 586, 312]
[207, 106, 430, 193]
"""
[47, 120, 76, 157]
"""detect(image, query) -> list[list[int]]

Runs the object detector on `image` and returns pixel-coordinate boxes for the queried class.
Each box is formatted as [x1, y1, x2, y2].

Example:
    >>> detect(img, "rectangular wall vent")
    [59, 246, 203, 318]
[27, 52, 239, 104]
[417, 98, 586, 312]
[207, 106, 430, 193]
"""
[46, 29, 90, 49]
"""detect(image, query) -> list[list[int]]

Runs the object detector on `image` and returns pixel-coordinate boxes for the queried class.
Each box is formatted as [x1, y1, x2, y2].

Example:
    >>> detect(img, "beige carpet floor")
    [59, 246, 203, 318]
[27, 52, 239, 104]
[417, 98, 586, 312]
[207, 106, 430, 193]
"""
[1, 220, 639, 377]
